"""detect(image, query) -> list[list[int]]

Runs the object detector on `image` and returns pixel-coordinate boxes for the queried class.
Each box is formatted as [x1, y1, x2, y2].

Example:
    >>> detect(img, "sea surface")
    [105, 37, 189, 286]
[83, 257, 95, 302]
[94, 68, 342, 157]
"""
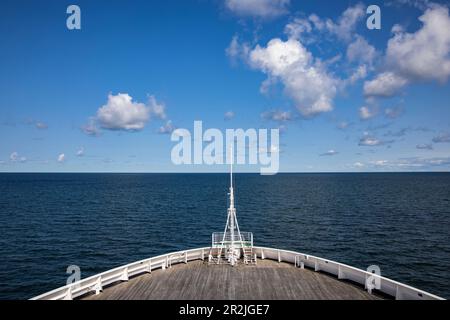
[0, 173, 449, 300]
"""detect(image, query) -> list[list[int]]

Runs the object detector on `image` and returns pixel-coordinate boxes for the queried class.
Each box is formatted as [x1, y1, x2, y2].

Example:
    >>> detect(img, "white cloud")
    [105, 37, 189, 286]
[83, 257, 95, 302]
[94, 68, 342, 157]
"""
[35, 122, 48, 130]
[372, 160, 389, 166]
[249, 38, 337, 116]
[225, 0, 290, 18]
[346, 36, 377, 65]
[82, 117, 100, 136]
[325, 4, 366, 42]
[386, 5, 450, 81]
[224, 111, 235, 120]
[57, 153, 65, 163]
[261, 110, 292, 122]
[148, 95, 166, 120]
[97, 93, 151, 131]
[358, 133, 388, 146]
[9, 152, 27, 163]
[284, 18, 313, 40]
[85, 93, 166, 134]
[365, 5, 450, 97]
[364, 72, 409, 97]
[10, 152, 18, 161]
[348, 64, 368, 84]
[76, 147, 84, 157]
[320, 150, 339, 156]
[285, 4, 365, 43]
[158, 120, 175, 134]
[370, 157, 450, 169]
[226, 36, 251, 63]
[353, 162, 364, 168]
[359, 106, 377, 120]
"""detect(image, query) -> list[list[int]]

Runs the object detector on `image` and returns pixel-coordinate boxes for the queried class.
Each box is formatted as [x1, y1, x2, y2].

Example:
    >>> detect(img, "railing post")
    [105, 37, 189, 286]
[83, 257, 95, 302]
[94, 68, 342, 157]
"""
[201, 249, 204, 261]
[395, 285, 401, 300]
[261, 249, 265, 260]
[120, 268, 129, 281]
[338, 266, 345, 279]
[185, 251, 188, 264]
[94, 276, 103, 295]
[278, 250, 281, 263]
[63, 287, 73, 300]
[148, 260, 152, 273]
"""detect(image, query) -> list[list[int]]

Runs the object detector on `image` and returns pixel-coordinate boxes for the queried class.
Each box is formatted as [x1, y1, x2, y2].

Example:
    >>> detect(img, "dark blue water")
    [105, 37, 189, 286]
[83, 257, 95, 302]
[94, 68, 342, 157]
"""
[0, 173, 449, 300]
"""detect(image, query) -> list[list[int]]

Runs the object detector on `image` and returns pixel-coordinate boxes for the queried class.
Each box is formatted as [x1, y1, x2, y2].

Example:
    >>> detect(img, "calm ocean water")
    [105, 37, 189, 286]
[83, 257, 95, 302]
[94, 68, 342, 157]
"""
[0, 173, 449, 299]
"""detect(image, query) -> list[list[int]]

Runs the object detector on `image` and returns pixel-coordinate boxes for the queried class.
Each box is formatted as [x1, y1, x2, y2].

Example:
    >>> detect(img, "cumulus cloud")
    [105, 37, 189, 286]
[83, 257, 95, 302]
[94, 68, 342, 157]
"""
[325, 4, 366, 42]
[346, 36, 377, 65]
[320, 150, 339, 156]
[284, 4, 366, 44]
[365, 5, 450, 97]
[224, 0, 290, 18]
[97, 93, 150, 131]
[249, 38, 337, 116]
[359, 106, 377, 120]
[284, 17, 313, 40]
[85, 93, 166, 134]
[364, 72, 409, 97]
[57, 153, 65, 163]
[226, 36, 251, 63]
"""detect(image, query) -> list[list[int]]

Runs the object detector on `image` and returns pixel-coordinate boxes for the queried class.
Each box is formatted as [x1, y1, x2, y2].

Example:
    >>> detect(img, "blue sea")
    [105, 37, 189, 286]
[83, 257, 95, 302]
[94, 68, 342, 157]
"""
[0, 173, 449, 300]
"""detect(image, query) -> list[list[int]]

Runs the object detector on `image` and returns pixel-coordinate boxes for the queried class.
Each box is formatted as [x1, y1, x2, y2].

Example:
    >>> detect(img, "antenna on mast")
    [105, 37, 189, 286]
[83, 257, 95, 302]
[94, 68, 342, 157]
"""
[230, 145, 233, 190]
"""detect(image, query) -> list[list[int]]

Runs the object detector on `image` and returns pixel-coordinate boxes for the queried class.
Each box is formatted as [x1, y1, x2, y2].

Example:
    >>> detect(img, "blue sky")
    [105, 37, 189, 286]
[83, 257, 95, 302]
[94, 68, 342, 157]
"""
[1, 0, 450, 172]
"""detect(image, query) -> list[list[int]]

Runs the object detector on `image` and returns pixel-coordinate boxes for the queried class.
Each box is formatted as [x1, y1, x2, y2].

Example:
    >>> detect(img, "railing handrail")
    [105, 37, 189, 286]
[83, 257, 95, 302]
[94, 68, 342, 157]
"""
[30, 246, 445, 300]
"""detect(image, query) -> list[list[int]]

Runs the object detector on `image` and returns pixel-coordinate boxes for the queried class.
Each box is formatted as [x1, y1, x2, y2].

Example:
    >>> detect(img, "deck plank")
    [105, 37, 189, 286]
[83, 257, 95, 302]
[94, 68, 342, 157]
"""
[82, 259, 384, 300]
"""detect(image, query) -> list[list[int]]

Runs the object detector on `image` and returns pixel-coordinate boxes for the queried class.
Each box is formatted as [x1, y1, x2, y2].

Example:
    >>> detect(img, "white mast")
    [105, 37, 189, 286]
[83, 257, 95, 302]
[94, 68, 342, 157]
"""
[210, 145, 253, 266]
[228, 145, 236, 265]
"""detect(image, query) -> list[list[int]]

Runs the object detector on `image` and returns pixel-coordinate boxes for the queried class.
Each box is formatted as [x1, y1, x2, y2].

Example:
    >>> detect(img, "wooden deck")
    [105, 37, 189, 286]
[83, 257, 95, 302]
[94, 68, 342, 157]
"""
[81, 259, 386, 300]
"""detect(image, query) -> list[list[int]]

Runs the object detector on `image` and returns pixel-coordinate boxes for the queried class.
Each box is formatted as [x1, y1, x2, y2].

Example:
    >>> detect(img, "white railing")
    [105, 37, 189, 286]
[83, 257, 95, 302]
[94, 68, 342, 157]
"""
[30, 247, 209, 300]
[253, 247, 444, 300]
[212, 232, 253, 247]
[31, 246, 444, 300]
